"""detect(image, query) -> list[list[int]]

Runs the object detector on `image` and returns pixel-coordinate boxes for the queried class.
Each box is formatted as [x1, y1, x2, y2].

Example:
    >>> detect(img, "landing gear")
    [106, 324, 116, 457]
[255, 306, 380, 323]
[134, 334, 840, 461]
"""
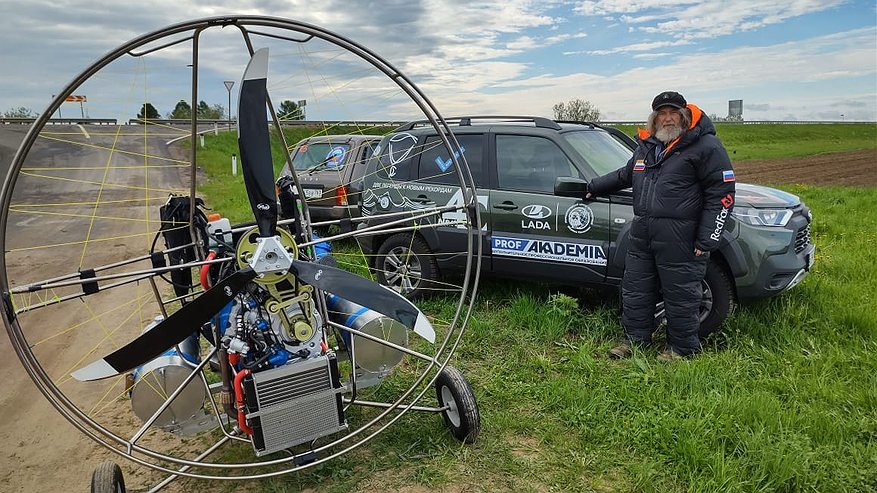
[91, 462, 125, 493]
[435, 365, 481, 443]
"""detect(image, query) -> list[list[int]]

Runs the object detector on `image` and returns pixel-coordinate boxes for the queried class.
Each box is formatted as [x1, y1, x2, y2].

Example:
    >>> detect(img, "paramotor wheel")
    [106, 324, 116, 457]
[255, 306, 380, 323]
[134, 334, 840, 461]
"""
[91, 461, 126, 493]
[435, 364, 481, 444]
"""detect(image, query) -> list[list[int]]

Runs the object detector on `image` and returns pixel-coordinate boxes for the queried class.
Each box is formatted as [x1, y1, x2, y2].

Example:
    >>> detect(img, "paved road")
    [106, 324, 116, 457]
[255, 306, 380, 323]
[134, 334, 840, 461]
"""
[0, 124, 198, 491]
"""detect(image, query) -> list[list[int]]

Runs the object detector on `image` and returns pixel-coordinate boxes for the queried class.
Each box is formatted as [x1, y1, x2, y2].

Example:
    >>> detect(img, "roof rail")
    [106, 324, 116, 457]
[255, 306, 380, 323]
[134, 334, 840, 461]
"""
[398, 116, 562, 131]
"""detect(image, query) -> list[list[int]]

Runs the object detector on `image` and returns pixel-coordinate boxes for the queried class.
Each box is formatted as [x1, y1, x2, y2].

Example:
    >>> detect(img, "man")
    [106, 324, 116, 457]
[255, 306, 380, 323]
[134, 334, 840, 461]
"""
[586, 91, 735, 361]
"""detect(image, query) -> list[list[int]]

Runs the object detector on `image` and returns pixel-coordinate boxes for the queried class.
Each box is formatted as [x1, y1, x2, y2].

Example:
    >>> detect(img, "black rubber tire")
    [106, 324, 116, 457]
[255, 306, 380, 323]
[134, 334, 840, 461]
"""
[435, 364, 481, 444]
[697, 260, 736, 338]
[652, 260, 736, 339]
[375, 233, 438, 299]
[91, 461, 126, 493]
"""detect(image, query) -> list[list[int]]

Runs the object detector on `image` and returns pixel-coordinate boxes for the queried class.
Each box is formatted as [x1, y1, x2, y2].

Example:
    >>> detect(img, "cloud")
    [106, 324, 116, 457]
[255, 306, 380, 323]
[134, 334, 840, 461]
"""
[426, 27, 877, 121]
[574, 0, 847, 40]
[586, 39, 691, 55]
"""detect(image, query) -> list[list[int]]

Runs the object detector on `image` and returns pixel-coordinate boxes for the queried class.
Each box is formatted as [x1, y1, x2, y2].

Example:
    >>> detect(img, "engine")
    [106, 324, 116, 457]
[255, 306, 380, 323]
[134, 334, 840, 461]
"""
[129, 189, 402, 455]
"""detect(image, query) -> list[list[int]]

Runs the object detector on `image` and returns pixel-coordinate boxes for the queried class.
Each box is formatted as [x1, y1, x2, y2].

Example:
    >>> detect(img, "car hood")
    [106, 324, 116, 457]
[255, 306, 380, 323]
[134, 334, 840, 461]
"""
[735, 183, 800, 208]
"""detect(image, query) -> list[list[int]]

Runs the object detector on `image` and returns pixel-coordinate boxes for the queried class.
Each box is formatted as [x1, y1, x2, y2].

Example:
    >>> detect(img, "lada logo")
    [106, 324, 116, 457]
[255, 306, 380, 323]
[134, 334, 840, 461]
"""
[521, 204, 552, 230]
[521, 204, 551, 219]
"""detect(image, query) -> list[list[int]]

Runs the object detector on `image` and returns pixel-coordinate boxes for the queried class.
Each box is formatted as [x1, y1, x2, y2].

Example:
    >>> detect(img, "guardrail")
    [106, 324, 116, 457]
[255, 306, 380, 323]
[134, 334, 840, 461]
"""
[127, 118, 404, 127]
[1, 117, 117, 125]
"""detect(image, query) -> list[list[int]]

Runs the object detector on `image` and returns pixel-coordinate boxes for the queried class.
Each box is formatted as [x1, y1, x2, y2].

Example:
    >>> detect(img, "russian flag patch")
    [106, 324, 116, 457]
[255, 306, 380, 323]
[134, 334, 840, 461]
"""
[633, 160, 646, 171]
[722, 170, 735, 182]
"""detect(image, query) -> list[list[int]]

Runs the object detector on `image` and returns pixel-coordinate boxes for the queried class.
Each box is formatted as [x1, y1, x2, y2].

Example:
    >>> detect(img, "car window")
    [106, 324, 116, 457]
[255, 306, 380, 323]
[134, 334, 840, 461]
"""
[495, 135, 576, 193]
[562, 130, 633, 177]
[416, 134, 484, 187]
[290, 142, 351, 171]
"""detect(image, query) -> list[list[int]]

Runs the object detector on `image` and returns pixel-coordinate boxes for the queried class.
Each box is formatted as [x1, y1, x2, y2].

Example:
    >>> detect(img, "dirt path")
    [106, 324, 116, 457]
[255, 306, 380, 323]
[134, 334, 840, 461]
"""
[733, 149, 877, 187]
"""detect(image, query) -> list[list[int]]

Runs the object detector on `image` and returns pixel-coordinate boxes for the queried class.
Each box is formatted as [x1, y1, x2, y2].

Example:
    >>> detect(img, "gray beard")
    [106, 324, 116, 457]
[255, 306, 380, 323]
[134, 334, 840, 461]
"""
[655, 125, 683, 144]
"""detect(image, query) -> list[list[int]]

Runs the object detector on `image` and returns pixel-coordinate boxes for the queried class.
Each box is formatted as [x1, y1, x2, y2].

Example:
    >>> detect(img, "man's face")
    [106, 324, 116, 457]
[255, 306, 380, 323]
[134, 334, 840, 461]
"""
[654, 106, 684, 143]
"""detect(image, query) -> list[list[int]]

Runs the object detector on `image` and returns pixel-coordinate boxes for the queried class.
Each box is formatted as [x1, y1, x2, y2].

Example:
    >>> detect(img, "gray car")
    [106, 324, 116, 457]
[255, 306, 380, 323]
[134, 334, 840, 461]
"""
[357, 116, 816, 337]
[279, 134, 381, 226]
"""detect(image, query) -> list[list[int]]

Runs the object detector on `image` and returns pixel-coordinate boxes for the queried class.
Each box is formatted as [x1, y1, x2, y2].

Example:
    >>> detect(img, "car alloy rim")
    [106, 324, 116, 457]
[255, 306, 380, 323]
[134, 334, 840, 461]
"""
[384, 246, 422, 293]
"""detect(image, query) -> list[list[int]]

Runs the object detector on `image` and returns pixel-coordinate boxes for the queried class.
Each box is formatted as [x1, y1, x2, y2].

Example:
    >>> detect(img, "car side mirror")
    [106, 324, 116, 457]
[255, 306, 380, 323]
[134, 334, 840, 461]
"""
[555, 176, 588, 198]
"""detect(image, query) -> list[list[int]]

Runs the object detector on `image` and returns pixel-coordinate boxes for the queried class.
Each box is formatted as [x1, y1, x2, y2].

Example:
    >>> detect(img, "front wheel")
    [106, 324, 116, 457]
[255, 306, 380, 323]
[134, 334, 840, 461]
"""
[375, 233, 439, 299]
[654, 260, 736, 339]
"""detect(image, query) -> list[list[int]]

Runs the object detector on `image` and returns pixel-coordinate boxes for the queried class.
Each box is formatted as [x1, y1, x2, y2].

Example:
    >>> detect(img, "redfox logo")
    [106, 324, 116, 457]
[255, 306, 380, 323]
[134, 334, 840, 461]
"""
[711, 194, 734, 241]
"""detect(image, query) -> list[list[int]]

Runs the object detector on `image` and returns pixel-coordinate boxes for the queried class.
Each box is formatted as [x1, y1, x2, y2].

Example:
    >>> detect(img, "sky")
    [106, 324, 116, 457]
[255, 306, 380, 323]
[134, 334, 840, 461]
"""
[1, 0, 875, 122]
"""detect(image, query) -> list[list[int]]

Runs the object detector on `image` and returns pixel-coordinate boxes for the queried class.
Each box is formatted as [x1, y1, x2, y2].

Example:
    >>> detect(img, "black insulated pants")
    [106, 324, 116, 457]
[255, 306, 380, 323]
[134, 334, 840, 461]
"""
[620, 217, 708, 355]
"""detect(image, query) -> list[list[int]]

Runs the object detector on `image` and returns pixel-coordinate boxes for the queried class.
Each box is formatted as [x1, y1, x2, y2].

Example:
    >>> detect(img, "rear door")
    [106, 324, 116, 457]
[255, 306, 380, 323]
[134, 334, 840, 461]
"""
[488, 133, 609, 284]
[414, 133, 490, 271]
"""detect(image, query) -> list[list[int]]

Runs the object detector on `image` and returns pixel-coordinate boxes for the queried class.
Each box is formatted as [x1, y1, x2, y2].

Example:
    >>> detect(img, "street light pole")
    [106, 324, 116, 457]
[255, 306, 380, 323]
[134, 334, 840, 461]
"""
[223, 80, 235, 129]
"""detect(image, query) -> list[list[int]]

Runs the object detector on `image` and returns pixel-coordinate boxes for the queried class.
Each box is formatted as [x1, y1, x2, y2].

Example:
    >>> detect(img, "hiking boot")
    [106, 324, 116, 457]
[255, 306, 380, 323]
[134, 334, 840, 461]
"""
[608, 343, 632, 359]
[656, 348, 684, 362]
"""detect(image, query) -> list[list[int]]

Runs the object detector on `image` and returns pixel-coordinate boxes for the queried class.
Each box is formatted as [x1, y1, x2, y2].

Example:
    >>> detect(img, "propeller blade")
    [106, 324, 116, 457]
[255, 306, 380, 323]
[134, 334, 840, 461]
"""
[71, 268, 258, 381]
[237, 47, 277, 238]
[290, 259, 436, 343]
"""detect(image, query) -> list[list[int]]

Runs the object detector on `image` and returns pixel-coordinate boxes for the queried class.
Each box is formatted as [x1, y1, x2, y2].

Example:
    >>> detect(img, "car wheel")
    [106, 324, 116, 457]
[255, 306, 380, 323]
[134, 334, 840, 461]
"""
[653, 260, 736, 339]
[375, 233, 438, 299]
[435, 365, 481, 444]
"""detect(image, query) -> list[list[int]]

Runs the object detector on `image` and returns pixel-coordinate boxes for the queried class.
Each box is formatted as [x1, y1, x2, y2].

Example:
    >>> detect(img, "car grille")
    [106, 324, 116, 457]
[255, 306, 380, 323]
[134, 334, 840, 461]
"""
[794, 224, 811, 254]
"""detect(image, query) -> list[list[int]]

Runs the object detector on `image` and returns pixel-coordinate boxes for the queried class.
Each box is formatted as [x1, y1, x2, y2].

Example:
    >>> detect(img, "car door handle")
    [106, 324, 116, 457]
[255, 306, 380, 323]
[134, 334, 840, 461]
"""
[493, 201, 518, 211]
[414, 194, 435, 205]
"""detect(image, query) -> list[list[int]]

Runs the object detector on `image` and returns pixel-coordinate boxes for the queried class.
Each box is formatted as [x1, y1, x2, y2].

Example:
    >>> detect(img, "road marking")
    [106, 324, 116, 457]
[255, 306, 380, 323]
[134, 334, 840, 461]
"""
[75, 124, 91, 139]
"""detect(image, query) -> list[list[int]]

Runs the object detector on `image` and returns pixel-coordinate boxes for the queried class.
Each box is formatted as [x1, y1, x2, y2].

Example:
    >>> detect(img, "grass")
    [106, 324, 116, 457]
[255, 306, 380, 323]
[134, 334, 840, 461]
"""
[180, 125, 877, 492]
[612, 123, 876, 161]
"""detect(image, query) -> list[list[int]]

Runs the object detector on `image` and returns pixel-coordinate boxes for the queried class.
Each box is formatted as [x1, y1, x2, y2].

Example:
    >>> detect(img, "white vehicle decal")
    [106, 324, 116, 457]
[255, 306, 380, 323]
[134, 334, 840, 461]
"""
[492, 236, 607, 266]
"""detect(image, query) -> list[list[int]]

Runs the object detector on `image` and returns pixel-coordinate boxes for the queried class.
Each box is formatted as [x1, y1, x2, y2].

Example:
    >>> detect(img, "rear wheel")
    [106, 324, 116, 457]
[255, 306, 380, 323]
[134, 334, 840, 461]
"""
[375, 233, 439, 299]
[91, 462, 125, 493]
[435, 365, 480, 444]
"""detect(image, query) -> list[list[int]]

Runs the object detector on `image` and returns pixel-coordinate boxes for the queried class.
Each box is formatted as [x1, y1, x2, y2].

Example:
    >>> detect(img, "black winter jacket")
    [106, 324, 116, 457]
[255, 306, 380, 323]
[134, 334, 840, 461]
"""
[589, 105, 735, 252]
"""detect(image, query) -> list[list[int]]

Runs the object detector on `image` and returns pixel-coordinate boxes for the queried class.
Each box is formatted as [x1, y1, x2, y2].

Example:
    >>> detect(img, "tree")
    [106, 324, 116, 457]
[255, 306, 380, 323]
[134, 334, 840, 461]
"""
[196, 100, 224, 120]
[553, 98, 601, 122]
[277, 100, 303, 120]
[3, 107, 37, 118]
[168, 100, 191, 119]
[137, 103, 160, 119]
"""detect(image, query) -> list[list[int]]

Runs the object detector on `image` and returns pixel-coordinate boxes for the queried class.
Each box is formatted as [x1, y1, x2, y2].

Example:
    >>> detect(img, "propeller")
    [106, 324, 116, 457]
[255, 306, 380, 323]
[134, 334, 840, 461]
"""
[237, 47, 277, 238]
[290, 259, 435, 343]
[71, 48, 435, 382]
[71, 268, 257, 381]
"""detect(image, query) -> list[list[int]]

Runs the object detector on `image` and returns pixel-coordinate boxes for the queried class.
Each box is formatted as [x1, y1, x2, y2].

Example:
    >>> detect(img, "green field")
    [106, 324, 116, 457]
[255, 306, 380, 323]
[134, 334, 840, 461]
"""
[612, 123, 876, 161]
[188, 124, 876, 492]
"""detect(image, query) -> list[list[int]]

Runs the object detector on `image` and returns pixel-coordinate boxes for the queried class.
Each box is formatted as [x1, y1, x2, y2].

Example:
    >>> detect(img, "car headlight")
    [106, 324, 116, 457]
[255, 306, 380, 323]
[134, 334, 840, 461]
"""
[731, 207, 793, 227]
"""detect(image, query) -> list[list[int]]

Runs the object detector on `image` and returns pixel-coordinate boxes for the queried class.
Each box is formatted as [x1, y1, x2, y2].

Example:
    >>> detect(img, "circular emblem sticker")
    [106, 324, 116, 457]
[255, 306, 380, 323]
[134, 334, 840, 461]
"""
[565, 204, 594, 233]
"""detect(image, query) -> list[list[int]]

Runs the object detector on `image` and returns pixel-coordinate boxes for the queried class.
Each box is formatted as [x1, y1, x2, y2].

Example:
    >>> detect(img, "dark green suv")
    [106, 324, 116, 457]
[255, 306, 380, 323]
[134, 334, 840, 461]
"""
[357, 117, 815, 336]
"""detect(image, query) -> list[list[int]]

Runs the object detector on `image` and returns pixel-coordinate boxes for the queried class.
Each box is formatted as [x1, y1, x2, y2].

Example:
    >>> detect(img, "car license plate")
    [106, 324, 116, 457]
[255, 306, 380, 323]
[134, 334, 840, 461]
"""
[303, 188, 322, 199]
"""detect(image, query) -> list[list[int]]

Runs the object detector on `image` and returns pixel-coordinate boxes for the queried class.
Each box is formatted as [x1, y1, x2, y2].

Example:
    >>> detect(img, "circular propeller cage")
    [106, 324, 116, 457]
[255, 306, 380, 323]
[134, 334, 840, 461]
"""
[0, 16, 481, 483]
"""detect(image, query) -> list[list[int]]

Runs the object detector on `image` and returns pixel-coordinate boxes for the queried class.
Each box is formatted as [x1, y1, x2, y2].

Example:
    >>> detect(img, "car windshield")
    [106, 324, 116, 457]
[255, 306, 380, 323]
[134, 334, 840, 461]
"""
[562, 130, 633, 177]
[291, 143, 351, 171]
